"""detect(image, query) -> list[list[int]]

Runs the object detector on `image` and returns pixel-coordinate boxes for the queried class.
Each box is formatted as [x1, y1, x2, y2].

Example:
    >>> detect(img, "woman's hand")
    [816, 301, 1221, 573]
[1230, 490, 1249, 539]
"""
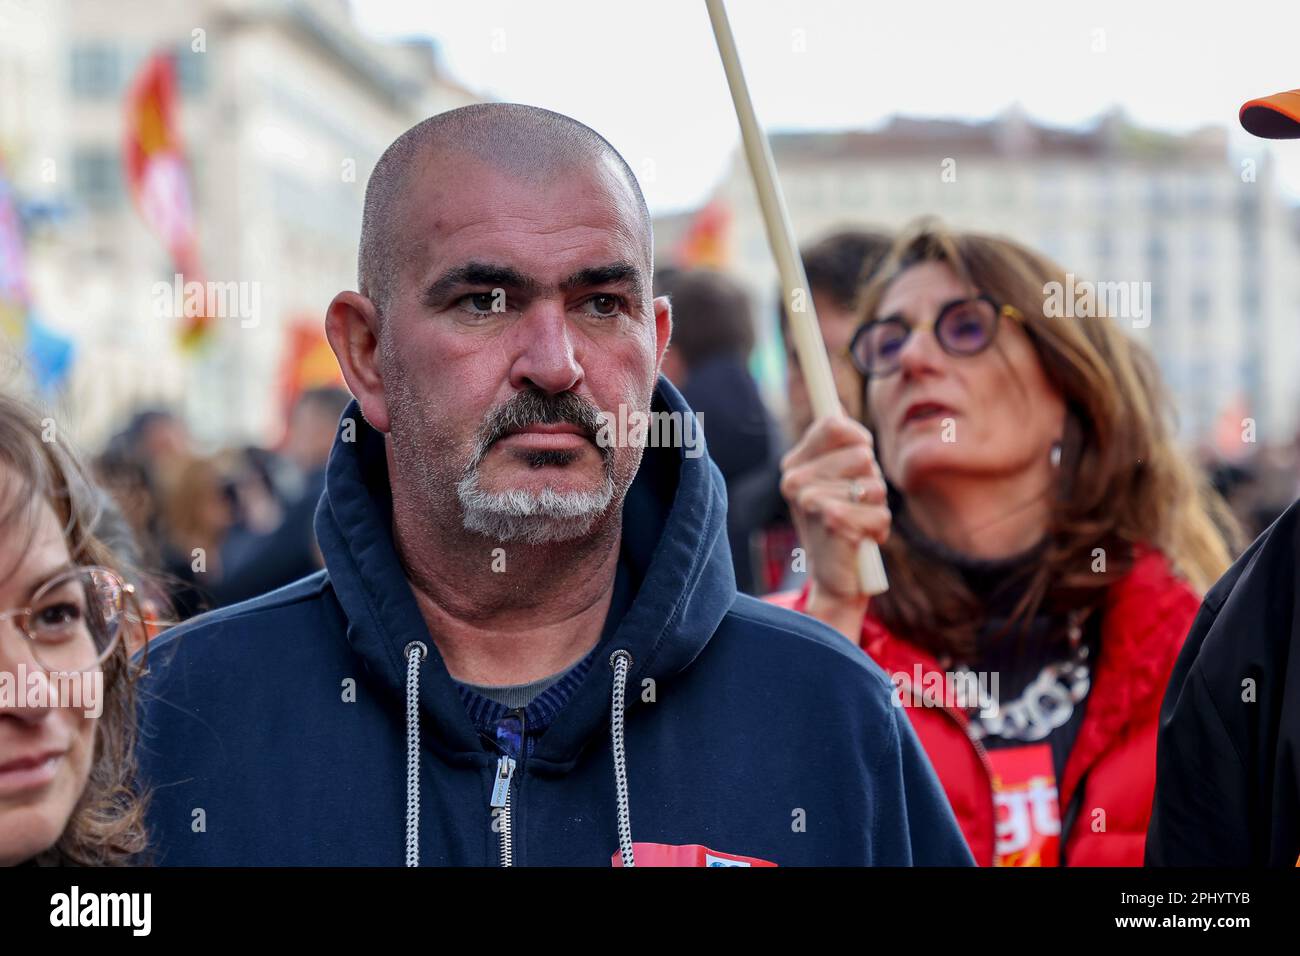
[779, 415, 890, 638]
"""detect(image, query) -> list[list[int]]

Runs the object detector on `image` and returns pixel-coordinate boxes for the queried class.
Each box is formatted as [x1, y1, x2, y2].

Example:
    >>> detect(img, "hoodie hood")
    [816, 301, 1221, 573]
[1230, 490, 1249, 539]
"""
[314, 376, 735, 773]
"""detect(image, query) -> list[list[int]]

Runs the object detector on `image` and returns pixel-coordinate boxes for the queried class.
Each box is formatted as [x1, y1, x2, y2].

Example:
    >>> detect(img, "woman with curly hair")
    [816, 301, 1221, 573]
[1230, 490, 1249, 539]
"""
[0, 389, 149, 865]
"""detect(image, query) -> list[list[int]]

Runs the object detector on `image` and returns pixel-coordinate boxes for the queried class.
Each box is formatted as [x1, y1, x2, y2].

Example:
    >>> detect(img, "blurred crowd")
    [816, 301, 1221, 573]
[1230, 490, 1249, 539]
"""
[72, 232, 1300, 624]
[89, 386, 351, 622]
[6, 75, 1297, 870]
[1200, 441, 1300, 545]
[657, 229, 1300, 598]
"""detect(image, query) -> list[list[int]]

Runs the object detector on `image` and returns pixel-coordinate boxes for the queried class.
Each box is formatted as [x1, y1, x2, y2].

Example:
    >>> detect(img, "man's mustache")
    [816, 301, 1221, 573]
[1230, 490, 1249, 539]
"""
[474, 390, 611, 461]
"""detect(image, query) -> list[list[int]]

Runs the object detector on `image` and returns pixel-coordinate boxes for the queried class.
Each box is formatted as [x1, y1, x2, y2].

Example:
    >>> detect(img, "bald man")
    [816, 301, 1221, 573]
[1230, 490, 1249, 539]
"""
[136, 104, 971, 867]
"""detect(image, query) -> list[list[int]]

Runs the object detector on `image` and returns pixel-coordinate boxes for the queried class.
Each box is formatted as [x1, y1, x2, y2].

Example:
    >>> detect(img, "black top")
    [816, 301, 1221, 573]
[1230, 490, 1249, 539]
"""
[678, 355, 778, 594]
[1147, 498, 1300, 867]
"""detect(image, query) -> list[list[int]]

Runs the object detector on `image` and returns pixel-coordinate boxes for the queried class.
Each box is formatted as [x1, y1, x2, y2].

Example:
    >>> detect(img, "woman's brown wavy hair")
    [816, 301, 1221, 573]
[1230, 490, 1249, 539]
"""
[855, 219, 1241, 659]
[0, 389, 149, 865]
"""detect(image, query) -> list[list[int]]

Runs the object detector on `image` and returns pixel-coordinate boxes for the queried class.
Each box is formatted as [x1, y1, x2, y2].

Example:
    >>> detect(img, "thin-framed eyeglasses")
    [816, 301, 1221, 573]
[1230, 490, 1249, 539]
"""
[0, 566, 134, 673]
[849, 294, 1025, 378]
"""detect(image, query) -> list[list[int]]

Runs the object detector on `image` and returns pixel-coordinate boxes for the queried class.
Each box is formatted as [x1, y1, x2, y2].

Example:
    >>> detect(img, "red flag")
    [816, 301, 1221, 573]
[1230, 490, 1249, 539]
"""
[124, 52, 210, 349]
[278, 319, 345, 424]
[673, 200, 731, 269]
[0, 159, 32, 342]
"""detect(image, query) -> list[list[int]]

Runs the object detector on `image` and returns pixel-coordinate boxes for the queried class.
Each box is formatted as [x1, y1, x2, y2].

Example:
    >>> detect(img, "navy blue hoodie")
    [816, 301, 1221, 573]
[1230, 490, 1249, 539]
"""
[136, 382, 973, 867]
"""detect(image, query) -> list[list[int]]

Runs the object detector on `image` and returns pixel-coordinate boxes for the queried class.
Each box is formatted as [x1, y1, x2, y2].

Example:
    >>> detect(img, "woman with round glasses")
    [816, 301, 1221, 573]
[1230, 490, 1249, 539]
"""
[774, 222, 1238, 866]
[0, 390, 149, 865]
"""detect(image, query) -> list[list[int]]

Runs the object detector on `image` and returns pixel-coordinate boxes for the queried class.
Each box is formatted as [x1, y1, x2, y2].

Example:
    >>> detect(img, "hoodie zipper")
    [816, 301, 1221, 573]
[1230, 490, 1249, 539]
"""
[488, 707, 526, 867]
[490, 755, 517, 866]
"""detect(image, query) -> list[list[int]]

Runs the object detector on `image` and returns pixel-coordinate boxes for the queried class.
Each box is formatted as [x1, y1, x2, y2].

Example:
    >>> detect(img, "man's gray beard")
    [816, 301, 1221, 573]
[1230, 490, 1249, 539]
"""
[452, 394, 642, 544]
[455, 466, 617, 544]
[382, 334, 641, 545]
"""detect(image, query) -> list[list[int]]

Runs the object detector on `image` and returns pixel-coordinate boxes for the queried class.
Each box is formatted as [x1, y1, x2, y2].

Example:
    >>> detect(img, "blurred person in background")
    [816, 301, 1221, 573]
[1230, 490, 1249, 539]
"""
[109, 408, 191, 491]
[97, 407, 192, 582]
[784, 229, 893, 437]
[217, 386, 352, 604]
[219, 445, 287, 568]
[654, 268, 774, 592]
[1200, 435, 1300, 541]
[733, 229, 892, 594]
[774, 221, 1238, 866]
[0, 389, 148, 865]
[1147, 88, 1300, 868]
[92, 447, 164, 572]
[157, 455, 234, 620]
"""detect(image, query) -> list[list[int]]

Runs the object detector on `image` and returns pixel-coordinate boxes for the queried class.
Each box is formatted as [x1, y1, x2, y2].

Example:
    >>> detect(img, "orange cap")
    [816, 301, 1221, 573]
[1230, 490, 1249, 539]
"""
[1240, 89, 1300, 138]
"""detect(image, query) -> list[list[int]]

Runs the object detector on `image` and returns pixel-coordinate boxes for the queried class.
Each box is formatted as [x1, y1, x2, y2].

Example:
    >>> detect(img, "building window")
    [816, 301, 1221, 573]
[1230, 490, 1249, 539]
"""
[72, 147, 122, 208]
[797, 174, 826, 210]
[894, 175, 920, 206]
[837, 172, 870, 208]
[173, 46, 206, 96]
[992, 175, 1018, 206]
[70, 43, 121, 98]
[1190, 176, 1215, 211]
[1038, 230, 1065, 262]
[1036, 169, 1066, 210]
[1148, 281, 1166, 333]
[1241, 356, 1259, 386]
[1239, 225, 1261, 256]
[1094, 230, 1114, 261]
[1145, 234, 1167, 265]
[1240, 284, 1260, 315]
[1190, 287, 1211, 327]
[1146, 177, 1171, 214]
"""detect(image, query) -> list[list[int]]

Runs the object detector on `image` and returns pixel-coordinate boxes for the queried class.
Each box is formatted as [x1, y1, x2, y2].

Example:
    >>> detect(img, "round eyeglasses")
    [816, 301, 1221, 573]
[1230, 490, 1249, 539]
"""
[0, 566, 133, 672]
[848, 294, 1025, 378]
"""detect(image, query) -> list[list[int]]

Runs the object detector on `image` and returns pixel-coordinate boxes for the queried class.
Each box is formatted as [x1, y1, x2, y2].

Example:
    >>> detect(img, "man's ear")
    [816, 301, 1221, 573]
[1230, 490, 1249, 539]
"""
[325, 291, 391, 433]
[652, 294, 672, 374]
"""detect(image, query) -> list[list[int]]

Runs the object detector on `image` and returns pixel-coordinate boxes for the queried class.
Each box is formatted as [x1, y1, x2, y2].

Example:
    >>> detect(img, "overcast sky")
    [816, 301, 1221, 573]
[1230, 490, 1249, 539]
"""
[350, 0, 1300, 213]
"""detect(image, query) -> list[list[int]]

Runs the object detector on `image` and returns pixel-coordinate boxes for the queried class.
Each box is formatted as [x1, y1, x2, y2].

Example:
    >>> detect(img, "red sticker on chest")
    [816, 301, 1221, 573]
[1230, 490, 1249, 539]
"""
[988, 743, 1061, 867]
[611, 843, 777, 867]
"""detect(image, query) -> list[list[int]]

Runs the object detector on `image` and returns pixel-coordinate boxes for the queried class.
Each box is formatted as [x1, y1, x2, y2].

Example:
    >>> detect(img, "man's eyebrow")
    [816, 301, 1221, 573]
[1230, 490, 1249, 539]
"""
[421, 263, 540, 306]
[560, 263, 645, 301]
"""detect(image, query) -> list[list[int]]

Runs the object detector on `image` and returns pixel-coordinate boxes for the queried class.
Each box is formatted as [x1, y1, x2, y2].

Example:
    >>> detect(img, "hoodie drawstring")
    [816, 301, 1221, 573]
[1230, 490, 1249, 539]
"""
[402, 640, 636, 868]
[403, 641, 428, 867]
[609, 649, 636, 868]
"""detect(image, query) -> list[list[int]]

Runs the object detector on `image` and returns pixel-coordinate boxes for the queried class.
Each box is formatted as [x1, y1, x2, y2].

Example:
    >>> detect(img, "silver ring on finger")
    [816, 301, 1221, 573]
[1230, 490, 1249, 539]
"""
[847, 478, 868, 504]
